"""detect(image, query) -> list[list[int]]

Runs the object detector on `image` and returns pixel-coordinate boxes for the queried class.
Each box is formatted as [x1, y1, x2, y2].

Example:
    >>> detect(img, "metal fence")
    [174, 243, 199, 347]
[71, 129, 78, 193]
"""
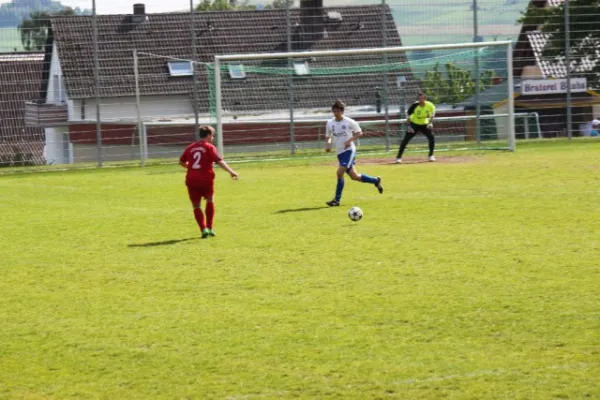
[0, 0, 598, 169]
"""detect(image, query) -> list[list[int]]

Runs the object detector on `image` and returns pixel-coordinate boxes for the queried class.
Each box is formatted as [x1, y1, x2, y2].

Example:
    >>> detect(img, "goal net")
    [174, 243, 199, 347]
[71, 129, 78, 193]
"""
[207, 41, 519, 159]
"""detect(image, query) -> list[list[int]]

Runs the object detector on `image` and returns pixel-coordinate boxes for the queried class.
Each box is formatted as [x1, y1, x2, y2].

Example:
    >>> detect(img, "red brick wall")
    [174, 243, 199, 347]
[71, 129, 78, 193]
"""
[67, 111, 464, 146]
[70, 124, 136, 146]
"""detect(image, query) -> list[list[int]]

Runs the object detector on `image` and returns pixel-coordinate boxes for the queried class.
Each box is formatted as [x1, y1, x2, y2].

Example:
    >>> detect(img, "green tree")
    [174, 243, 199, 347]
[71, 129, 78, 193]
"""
[423, 62, 494, 104]
[423, 63, 447, 105]
[196, 0, 235, 11]
[18, 7, 75, 51]
[264, 0, 287, 9]
[445, 63, 476, 104]
[518, 0, 600, 87]
[196, 0, 286, 11]
[0, 0, 89, 28]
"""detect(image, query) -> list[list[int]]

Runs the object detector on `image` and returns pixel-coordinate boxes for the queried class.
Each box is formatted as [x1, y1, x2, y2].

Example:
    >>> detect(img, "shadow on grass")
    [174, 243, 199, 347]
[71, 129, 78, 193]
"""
[391, 159, 431, 165]
[128, 237, 200, 247]
[275, 206, 329, 214]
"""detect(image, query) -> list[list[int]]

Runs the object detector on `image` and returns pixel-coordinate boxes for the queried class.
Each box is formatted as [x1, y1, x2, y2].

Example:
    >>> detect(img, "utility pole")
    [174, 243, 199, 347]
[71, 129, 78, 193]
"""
[473, 0, 481, 144]
[564, 0, 572, 139]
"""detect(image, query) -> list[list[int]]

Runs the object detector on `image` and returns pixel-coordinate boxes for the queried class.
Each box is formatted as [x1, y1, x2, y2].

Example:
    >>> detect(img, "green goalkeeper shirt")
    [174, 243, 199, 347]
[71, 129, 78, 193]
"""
[408, 101, 436, 125]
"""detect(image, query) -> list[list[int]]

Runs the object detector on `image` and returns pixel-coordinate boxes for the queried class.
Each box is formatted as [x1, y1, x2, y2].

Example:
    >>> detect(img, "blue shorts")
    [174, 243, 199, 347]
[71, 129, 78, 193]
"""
[337, 149, 356, 169]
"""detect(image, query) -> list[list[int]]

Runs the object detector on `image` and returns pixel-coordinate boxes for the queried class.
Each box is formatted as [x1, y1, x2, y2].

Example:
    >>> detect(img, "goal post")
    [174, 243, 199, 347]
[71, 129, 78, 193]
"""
[210, 40, 516, 158]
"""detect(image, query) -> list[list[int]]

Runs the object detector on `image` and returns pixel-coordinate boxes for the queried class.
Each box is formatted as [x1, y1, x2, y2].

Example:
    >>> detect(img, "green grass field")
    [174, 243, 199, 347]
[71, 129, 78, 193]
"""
[1, 140, 599, 399]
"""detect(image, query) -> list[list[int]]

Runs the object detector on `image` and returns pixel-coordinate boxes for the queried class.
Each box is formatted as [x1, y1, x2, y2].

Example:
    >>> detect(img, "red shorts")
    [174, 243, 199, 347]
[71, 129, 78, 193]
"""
[186, 180, 214, 204]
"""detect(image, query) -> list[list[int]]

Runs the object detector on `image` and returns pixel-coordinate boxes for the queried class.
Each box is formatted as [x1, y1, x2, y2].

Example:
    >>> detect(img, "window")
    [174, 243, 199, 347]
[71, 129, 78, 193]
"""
[53, 74, 60, 103]
[293, 61, 310, 76]
[60, 78, 68, 104]
[396, 75, 407, 87]
[228, 64, 246, 79]
[51, 74, 67, 104]
[167, 61, 193, 77]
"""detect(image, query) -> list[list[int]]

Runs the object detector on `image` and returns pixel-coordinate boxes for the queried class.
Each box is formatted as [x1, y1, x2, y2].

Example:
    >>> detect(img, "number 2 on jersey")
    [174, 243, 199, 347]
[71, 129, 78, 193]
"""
[192, 151, 202, 169]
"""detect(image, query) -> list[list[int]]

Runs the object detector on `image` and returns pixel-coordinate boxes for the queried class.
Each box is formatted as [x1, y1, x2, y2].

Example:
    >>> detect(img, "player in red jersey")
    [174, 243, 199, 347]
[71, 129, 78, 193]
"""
[179, 125, 238, 238]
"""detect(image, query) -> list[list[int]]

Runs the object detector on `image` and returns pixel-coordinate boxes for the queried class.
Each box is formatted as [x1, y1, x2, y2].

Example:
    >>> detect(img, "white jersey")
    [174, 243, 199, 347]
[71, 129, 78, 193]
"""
[325, 116, 362, 155]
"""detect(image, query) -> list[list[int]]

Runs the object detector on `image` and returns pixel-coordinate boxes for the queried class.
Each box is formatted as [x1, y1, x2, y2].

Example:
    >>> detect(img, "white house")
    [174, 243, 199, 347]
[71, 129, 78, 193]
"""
[25, 2, 418, 164]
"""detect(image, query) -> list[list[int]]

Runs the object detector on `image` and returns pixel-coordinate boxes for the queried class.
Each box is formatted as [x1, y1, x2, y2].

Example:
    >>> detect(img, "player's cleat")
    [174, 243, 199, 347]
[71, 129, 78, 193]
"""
[375, 177, 384, 194]
[395, 158, 402, 164]
[428, 155, 436, 162]
[326, 199, 340, 207]
[207, 229, 216, 237]
[201, 228, 210, 238]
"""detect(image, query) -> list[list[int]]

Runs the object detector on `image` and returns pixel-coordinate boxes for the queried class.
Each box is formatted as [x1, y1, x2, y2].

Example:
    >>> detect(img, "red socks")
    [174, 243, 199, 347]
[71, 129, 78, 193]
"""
[193, 208, 206, 230]
[205, 202, 215, 229]
[193, 203, 215, 231]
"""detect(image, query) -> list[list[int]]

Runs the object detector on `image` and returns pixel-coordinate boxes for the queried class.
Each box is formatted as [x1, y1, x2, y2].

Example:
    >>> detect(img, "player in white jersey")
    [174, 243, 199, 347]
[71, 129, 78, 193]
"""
[324, 99, 383, 207]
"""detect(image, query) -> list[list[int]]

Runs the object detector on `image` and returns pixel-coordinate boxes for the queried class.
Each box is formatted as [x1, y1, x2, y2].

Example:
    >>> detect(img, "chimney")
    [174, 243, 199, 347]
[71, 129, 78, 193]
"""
[132, 3, 146, 23]
[300, 0, 324, 41]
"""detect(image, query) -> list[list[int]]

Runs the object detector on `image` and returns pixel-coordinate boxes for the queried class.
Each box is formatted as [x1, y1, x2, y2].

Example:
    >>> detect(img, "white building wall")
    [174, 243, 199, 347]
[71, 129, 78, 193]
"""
[521, 65, 543, 79]
[494, 102, 509, 133]
[44, 44, 73, 164]
[44, 127, 70, 164]
[71, 95, 195, 122]
[43, 43, 197, 164]
[46, 43, 68, 106]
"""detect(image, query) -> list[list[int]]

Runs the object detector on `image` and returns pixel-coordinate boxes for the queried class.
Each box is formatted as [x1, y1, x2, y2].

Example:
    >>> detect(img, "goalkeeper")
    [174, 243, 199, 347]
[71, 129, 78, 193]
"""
[395, 92, 436, 163]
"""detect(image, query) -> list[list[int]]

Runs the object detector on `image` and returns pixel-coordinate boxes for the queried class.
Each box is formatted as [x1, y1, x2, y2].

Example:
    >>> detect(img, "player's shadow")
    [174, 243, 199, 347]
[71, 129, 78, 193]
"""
[128, 237, 200, 247]
[274, 206, 329, 214]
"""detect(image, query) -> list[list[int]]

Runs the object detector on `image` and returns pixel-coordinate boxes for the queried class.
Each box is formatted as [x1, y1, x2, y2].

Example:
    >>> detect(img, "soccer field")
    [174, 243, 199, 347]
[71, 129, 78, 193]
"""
[1, 140, 599, 399]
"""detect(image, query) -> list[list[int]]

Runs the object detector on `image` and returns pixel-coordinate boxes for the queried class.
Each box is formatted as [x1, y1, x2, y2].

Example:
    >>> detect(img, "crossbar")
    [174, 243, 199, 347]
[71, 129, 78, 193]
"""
[215, 40, 512, 61]
[213, 41, 515, 153]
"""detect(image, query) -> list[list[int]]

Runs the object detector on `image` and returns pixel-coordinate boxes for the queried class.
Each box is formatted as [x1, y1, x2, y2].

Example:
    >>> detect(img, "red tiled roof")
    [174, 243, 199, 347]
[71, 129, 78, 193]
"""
[48, 5, 419, 113]
[0, 52, 45, 164]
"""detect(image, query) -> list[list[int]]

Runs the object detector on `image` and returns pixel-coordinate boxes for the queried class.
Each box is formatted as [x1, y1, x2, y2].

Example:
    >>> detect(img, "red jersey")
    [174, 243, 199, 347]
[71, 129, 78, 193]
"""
[180, 140, 222, 185]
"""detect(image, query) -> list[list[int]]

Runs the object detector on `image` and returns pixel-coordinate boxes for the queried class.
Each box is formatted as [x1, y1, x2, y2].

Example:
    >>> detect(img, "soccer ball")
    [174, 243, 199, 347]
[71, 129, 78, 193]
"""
[348, 206, 363, 221]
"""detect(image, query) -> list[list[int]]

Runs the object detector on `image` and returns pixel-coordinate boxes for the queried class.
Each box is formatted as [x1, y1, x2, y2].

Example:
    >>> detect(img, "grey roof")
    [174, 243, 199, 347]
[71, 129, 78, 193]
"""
[48, 5, 419, 113]
[456, 80, 512, 108]
[527, 30, 599, 78]
[525, 0, 564, 5]
[0, 52, 45, 164]
[516, 0, 599, 79]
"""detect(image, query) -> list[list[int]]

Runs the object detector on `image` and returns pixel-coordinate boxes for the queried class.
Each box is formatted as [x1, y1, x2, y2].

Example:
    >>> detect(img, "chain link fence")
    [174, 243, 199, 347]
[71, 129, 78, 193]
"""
[0, 0, 597, 170]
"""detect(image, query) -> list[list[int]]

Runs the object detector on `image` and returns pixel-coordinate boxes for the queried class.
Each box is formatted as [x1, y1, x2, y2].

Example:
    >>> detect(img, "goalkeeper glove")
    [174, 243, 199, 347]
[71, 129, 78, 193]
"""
[427, 123, 434, 129]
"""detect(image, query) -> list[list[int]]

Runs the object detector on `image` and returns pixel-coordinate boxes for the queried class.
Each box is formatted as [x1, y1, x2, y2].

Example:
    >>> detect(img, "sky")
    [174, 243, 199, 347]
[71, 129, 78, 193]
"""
[53, 0, 195, 14]
[0, 0, 359, 15]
